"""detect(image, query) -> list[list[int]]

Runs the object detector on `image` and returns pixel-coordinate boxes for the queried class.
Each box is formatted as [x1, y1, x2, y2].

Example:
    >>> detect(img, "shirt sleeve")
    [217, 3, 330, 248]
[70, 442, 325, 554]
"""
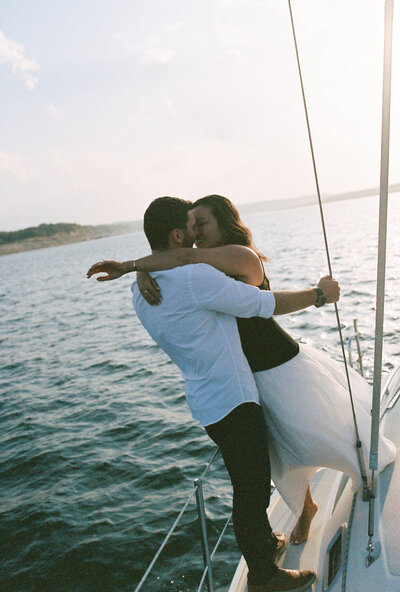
[188, 264, 275, 318]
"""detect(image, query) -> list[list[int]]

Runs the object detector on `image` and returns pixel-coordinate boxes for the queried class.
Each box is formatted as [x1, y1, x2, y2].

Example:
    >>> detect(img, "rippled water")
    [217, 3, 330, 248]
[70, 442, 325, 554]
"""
[1, 194, 399, 591]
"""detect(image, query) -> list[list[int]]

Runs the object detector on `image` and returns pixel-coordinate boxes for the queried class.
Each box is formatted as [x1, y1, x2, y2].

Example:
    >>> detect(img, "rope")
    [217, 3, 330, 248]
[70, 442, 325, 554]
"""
[287, 0, 369, 492]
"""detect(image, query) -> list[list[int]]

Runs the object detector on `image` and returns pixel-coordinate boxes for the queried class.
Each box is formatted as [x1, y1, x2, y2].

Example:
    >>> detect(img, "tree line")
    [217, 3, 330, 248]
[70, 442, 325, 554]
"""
[0, 223, 83, 244]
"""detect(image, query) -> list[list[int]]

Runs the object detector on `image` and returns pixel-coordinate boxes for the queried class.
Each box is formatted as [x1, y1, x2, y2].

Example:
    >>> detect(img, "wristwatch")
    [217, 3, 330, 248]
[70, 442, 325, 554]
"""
[314, 287, 326, 308]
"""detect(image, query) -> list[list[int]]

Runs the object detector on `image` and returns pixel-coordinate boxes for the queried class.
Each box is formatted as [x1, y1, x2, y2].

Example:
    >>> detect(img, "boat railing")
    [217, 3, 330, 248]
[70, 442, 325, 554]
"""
[134, 446, 231, 592]
[347, 319, 365, 377]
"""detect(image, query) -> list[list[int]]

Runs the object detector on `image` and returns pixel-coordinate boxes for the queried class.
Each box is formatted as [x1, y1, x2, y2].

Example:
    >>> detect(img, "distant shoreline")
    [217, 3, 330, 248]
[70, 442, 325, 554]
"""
[0, 222, 142, 256]
[238, 183, 400, 215]
[1, 184, 399, 256]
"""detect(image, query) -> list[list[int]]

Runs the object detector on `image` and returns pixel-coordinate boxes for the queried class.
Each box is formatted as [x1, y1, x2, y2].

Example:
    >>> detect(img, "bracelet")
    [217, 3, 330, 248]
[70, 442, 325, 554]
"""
[126, 260, 137, 272]
[314, 287, 326, 308]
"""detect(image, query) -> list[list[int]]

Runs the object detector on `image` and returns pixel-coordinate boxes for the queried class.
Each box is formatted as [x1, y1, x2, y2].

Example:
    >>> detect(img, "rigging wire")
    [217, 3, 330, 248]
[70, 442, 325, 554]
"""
[287, 0, 369, 494]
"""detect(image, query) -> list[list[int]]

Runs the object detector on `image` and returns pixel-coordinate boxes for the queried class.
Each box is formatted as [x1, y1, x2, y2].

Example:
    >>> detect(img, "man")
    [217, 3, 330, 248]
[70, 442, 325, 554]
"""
[87, 196, 340, 592]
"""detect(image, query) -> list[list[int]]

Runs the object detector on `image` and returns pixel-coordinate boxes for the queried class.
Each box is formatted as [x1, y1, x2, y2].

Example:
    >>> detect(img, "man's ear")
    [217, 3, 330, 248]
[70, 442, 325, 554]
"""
[170, 228, 184, 246]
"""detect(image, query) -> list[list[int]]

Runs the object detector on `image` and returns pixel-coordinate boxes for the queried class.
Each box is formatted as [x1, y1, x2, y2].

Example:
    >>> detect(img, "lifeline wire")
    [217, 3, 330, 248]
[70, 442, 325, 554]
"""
[133, 487, 197, 592]
[287, 0, 369, 492]
[134, 448, 221, 592]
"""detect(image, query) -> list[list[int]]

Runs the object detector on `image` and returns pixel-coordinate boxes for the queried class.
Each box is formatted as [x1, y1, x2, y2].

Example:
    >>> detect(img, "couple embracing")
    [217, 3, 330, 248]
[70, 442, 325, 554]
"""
[87, 195, 395, 592]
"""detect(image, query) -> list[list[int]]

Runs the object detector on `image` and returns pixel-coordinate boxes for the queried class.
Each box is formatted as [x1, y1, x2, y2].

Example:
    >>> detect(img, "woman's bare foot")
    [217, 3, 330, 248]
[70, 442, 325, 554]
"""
[289, 487, 318, 545]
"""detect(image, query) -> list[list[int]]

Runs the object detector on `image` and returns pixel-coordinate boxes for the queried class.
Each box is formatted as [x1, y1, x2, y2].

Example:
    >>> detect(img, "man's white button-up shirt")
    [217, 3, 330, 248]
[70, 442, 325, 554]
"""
[132, 263, 275, 426]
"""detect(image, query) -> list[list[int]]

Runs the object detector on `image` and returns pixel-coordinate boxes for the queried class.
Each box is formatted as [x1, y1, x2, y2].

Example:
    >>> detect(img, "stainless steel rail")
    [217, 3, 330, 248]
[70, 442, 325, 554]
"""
[347, 319, 365, 378]
[134, 447, 232, 592]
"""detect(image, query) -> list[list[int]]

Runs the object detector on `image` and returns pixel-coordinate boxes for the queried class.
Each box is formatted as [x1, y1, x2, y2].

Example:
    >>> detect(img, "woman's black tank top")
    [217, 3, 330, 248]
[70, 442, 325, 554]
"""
[236, 276, 299, 372]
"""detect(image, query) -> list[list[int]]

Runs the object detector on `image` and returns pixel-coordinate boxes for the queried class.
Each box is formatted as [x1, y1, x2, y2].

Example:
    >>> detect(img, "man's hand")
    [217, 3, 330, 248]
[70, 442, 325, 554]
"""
[273, 275, 340, 315]
[87, 260, 128, 281]
[317, 275, 340, 303]
[137, 271, 161, 305]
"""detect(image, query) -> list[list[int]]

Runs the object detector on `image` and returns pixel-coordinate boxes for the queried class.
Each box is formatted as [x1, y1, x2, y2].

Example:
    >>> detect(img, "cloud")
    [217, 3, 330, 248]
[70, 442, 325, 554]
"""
[213, 0, 269, 59]
[51, 150, 73, 174]
[0, 152, 26, 180]
[166, 98, 178, 118]
[0, 29, 39, 89]
[166, 22, 185, 33]
[47, 104, 64, 122]
[139, 35, 174, 67]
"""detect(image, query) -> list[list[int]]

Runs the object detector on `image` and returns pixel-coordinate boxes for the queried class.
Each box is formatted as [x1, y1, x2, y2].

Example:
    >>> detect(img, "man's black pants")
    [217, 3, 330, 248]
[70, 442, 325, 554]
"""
[205, 402, 276, 585]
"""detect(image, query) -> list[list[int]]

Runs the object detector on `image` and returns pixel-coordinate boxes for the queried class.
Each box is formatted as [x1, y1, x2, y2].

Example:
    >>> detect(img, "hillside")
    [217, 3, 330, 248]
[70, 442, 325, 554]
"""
[0, 221, 142, 256]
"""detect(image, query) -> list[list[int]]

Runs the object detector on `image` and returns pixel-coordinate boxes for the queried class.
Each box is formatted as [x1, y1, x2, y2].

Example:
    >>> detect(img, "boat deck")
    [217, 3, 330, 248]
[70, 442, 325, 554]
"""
[229, 365, 400, 592]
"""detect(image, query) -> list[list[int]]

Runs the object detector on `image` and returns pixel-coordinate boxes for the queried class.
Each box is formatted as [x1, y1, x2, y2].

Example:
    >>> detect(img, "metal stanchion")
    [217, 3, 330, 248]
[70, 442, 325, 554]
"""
[194, 477, 215, 592]
[353, 319, 365, 377]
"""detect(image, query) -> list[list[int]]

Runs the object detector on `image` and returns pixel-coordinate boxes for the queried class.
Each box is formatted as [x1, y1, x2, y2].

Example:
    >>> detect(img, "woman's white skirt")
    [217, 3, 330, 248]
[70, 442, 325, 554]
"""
[254, 343, 397, 517]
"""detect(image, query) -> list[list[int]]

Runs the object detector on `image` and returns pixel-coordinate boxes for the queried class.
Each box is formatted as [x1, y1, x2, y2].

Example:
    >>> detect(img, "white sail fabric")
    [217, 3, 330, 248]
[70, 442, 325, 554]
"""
[254, 344, 397, 517]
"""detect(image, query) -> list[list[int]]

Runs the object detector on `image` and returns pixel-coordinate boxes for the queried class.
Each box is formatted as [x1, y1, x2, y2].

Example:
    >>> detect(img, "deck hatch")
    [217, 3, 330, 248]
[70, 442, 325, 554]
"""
[324, 524, 347, 591]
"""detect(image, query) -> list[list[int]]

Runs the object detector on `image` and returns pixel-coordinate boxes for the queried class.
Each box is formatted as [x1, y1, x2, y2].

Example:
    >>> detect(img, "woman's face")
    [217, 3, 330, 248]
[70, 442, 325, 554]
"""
[192, 205, 225, 248]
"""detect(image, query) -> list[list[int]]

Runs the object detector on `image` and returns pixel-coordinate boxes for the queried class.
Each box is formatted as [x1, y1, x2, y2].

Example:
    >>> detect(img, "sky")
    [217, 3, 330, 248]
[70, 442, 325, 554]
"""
[1, 0, 399, 231]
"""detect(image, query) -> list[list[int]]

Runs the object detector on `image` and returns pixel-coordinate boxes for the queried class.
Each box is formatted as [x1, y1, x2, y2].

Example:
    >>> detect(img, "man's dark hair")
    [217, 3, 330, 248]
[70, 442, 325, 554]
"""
[143, 196, 193, 250]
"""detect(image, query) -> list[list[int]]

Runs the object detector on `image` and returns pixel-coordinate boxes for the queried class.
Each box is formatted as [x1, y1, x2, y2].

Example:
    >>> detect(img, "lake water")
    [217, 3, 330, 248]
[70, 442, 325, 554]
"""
[1, 194, 399, 591]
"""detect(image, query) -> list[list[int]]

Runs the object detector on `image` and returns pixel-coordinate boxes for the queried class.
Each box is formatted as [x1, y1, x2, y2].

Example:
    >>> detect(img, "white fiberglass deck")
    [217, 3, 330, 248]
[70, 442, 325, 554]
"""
[229, 365, 400, 592]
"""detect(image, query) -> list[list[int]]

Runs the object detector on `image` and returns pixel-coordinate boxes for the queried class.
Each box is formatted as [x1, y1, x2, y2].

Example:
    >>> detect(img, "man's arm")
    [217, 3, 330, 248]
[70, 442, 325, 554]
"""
[273, 276, 339, 314]
[190, 266, 339, 318]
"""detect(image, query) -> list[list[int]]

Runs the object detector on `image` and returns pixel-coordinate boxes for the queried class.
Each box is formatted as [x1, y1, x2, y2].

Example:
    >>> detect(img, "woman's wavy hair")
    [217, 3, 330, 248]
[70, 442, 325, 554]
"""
[192, 195, 267, 261]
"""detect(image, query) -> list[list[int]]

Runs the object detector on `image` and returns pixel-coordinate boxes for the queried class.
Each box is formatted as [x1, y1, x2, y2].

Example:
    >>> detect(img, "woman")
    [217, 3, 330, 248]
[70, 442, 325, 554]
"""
[88, 195, 396, 544]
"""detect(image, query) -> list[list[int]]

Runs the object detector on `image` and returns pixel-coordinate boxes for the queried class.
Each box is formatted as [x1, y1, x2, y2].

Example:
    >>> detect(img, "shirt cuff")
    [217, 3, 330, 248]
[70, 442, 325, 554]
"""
[259, 290, 275, 318]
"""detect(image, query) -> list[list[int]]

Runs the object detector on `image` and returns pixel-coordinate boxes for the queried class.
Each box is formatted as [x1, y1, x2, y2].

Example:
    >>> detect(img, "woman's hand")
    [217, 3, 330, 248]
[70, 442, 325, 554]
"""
[87, 260, 128, 281]
[137, 271, 162, 305]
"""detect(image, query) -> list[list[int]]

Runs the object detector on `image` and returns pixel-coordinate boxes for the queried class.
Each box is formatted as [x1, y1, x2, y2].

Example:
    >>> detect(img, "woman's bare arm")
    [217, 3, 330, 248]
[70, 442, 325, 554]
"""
[87, 245, 264, 286]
